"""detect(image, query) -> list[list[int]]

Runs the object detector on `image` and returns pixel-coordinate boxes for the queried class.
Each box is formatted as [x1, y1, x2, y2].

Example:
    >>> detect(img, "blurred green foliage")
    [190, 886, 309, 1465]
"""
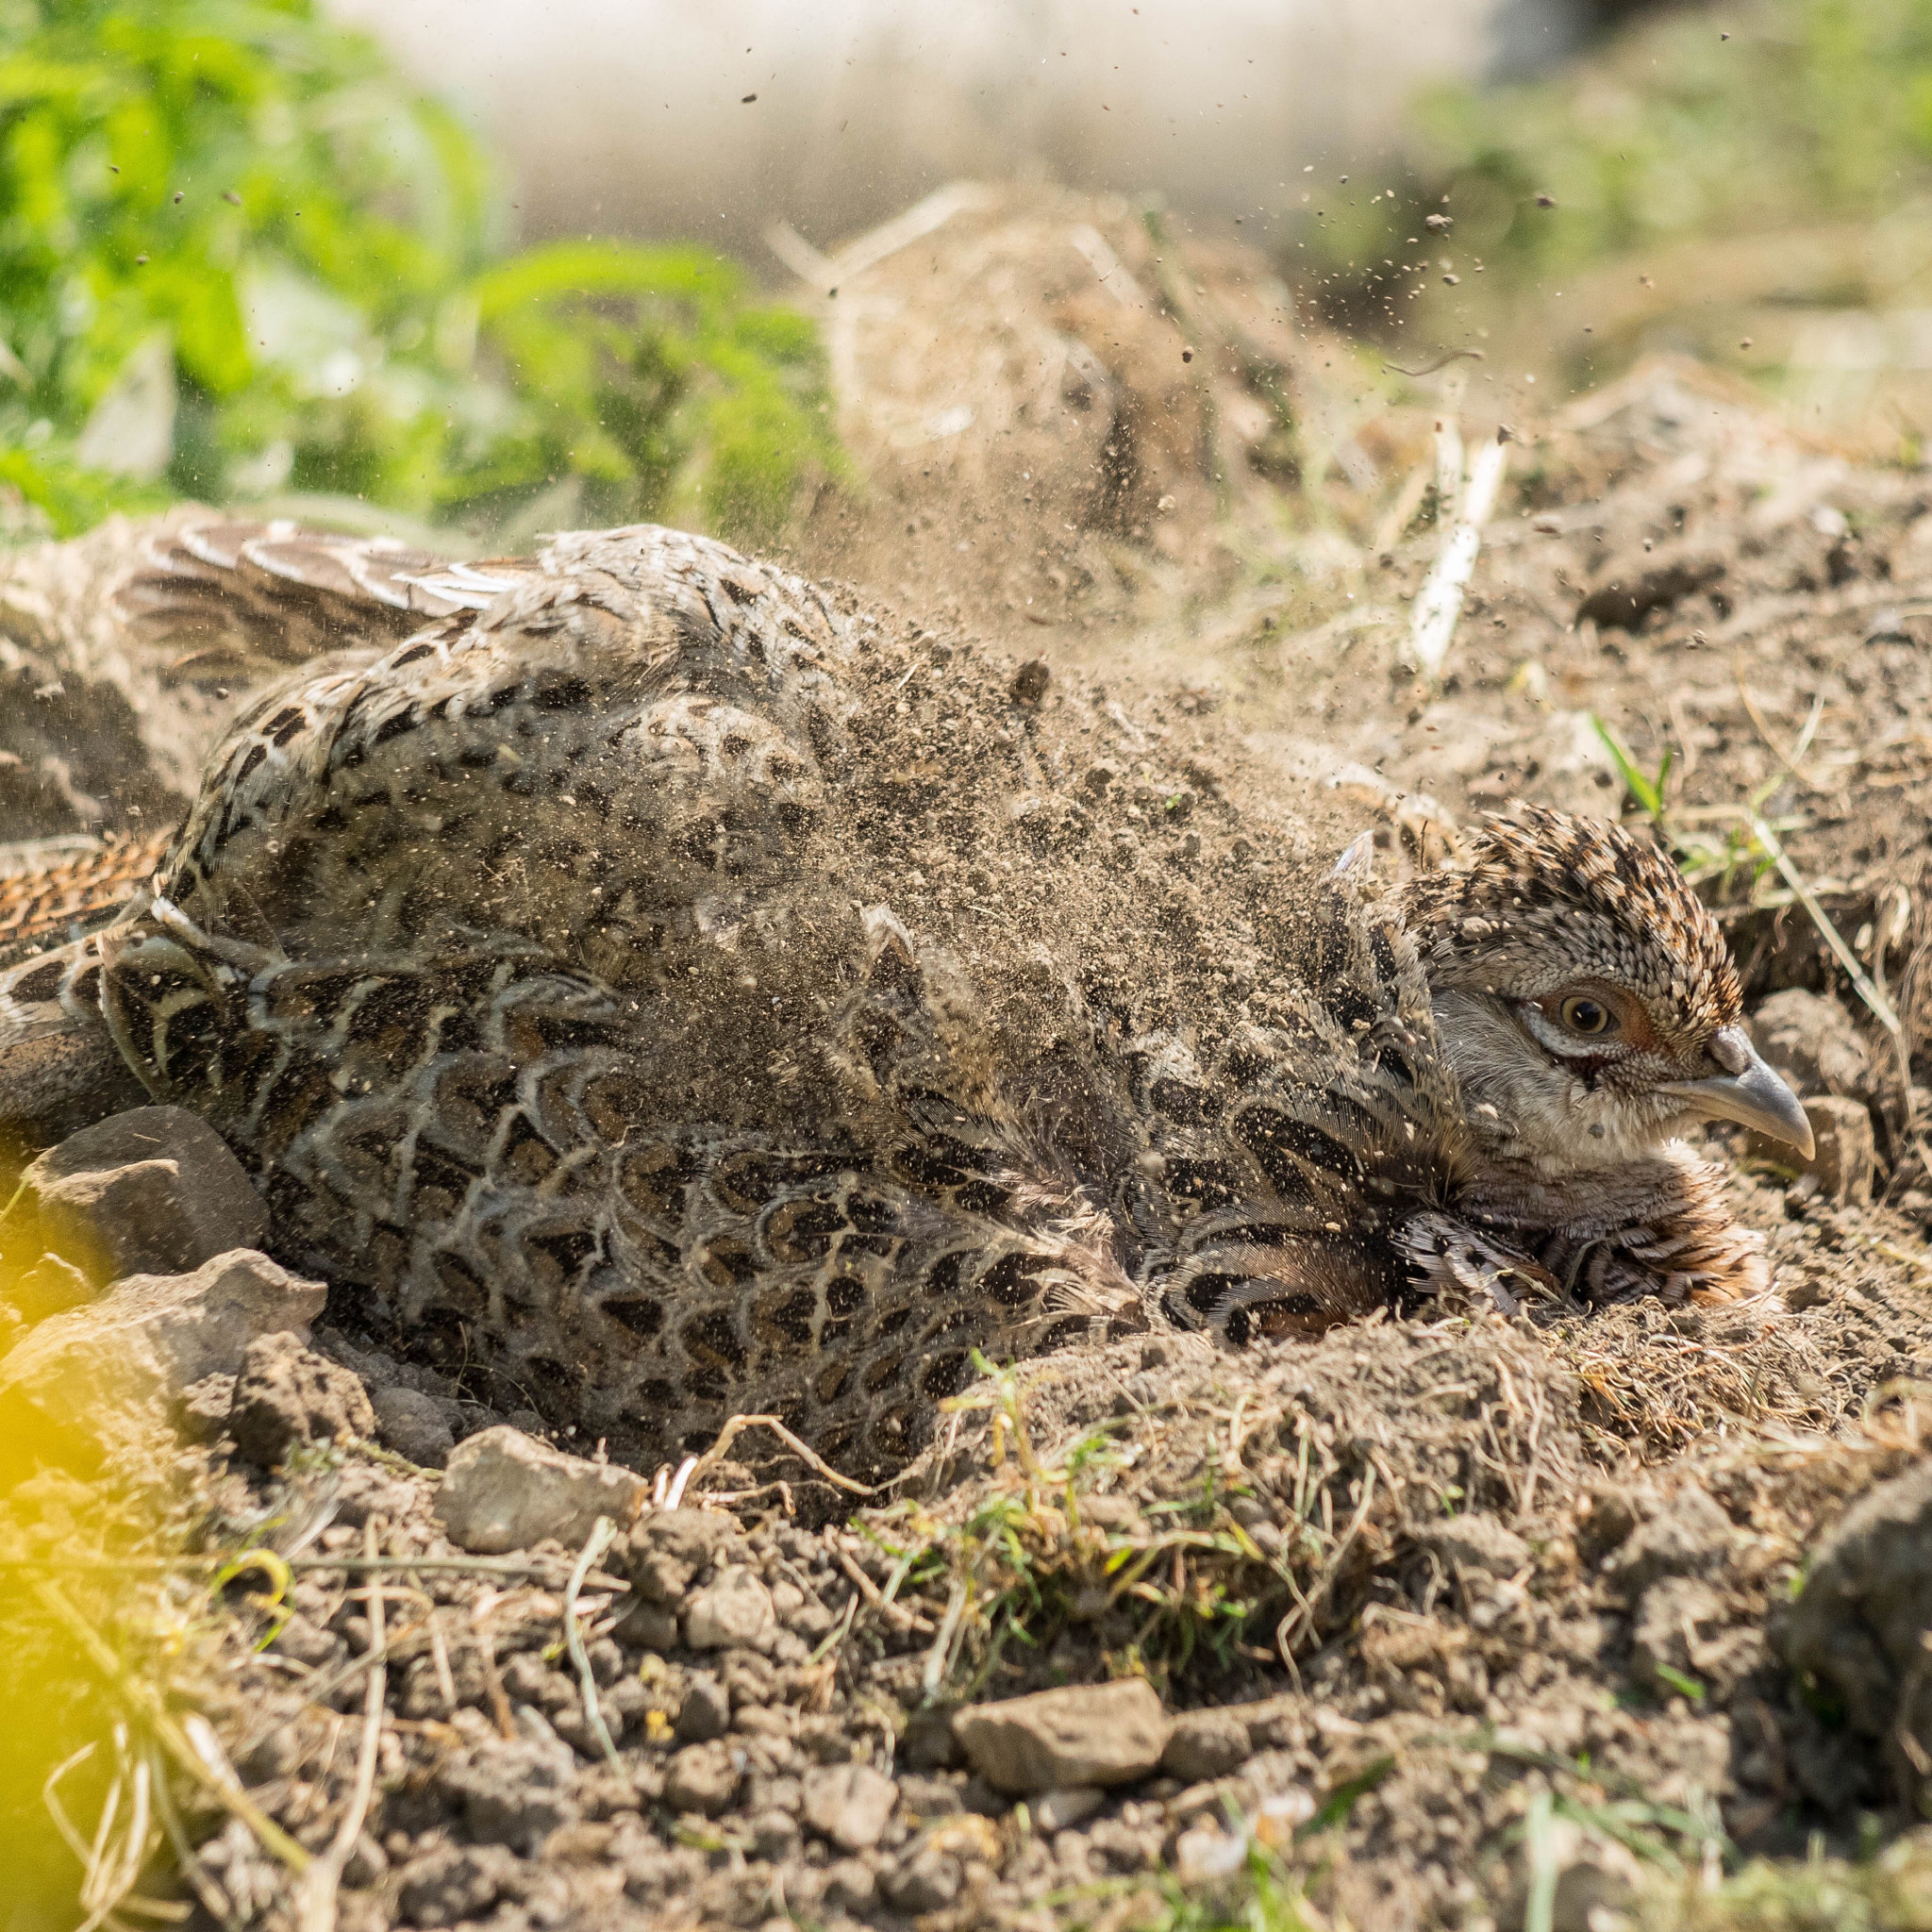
[1287, 0, 1932, 334]
[0, 0, 838, 541]
[1412, 0, 1932, 280]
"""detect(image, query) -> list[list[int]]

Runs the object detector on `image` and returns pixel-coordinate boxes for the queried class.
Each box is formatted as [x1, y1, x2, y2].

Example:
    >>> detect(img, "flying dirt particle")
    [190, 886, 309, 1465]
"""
[1536, 193, 1557, 208]
[223, 190, 241, 205]
[1740, 337, 1754, 349]
[1182, 347, 1194, 362]
[741, 93, 757, 103]
[172, 191, 183, 204]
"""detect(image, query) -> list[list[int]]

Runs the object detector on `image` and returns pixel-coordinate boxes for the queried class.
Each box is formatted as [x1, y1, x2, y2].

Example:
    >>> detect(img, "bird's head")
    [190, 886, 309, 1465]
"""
[1394, 804, 1813, 1173]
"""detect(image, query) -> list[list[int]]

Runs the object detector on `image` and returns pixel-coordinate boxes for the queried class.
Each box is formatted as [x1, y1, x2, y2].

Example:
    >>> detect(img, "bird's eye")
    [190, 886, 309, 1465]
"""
[1559, 995, 1613, 1036]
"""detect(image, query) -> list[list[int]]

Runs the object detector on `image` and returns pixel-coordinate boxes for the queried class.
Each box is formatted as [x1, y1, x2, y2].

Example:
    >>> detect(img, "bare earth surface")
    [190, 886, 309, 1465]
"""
[6, 190, 1932, 1932]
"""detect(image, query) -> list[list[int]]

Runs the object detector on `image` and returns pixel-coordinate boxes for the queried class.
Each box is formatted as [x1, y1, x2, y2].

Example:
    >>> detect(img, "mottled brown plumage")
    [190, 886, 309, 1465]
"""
[0, 518, 1811, 1471]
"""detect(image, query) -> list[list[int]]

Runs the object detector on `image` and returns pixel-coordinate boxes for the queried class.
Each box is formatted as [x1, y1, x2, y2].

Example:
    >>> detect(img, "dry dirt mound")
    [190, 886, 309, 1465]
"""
[780, 180, 1434, 637]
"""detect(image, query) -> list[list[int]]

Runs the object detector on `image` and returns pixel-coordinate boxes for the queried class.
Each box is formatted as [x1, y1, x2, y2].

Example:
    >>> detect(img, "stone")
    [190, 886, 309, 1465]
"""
[675, 1674, 731, 1743]
[1608, 1485, 1731, 1592]
[1750, 989, 1873, 1101]
[11, 1106, 269, 1289]
[434, 1425, 649, 1555]
[802, 1761, 898, 1851]
[0, 1249, 325, 1463]
[817, 1859, 876, 1913]
[1629, 1577, 1724, 1696]
[394, 1843, 519, 1928]
[173, 1370, 237, 1442]
[750, 1808, 800, 1861]
[1414, 1511, 1531, 1579]
[1160, 1709, 1254, 1783]
[1781, 1459, 1932, 1808]
[625, 1507, 745, 1602]
[370, 1385, 455, 1469]
[612, 1599, 679, 1652]
[885, 1848, 964, 1912]
[1798, 1095, 1876, 1206]
[895, 1774, 964, 1820]
[228, 1332, 375, 1467]
[685, 1566, 775, 1651]
[953, 1679, 1172, 1794]
[664, 1741, 741, 1817]
[1032, 1785, 1106, 1832]
[440, 1734, 577, 1852]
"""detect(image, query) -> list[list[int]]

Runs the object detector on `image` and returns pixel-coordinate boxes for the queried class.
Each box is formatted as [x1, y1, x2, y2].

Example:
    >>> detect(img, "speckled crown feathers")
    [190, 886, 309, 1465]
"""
[1402, 803, 1740, 1035]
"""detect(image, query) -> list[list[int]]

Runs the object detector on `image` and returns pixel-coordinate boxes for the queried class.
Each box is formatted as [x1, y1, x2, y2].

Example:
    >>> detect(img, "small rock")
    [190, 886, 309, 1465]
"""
[953, 1678, 1172, 1794]
[902, 1705, 964, 1770]
[1009, 658, 1051, 708]
[896, 1774, 964, 1820]
[0, 1249, 325, 1462]
[665, 1741, 741, 1817]
[885, 1847, 964, 1912]
[751, 1808, 800, 1861]
[14, 1107, 269, 1287]
[803, 1761, 898, 1851]
[173, 1371, 236, 1442]
[1781, 1459, 1932, 1807]
[434, 1425, 649, 1555]
[625, 1507, 746, 1602]
[1032, 1785, 1106, 1832]
[370, 1385, 456, 1468]
[817, 1858, 876, 1912]
[675, 1674, 731, 1743]
[613, 1599, 680, 1651]
[1750, 989, 1873, 1101]
[394, 1843, 519, 1928]
[1414, 1511, 1531, 1579]
[1610, 1485, 1731, 1592]
[1795, 1095, 1876, 1206]
[1630, 1576, 1724, 1695]
[228, 1332, 375, 1467]
[685, 1566, 775, 1651]
[441, 1735, 577, 1850]
[1160, 1709, 1253, 1783]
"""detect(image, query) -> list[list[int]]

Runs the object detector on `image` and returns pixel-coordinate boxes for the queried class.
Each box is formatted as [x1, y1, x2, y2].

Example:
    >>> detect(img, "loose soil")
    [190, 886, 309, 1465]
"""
[6, 187, 1932, 1932]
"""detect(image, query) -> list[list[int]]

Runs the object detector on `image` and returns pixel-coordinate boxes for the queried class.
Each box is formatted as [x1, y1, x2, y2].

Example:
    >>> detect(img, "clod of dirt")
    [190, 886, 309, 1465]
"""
[228, 1331, 375, 1467]
[10, 1104, 268, 1292]
[433, 1424, 649, 1555]
[1750, 988, 1875, 1102]
[684, 1565, 776, 1651]
[788, 181, 1426, 638]
[439, 1728, 581, 1849]
[394, 1842, 520, 1929]
[1790, 1093, 1878, 1205]
[801, 1761, 898, 1851]
[663, 1740, 741, 1817]
[1605, 1483, 1734, 1594]
[952, 1678, 1173, 1793]
[1781, 1458, 1932, 1808]
[368, 1384, 456, 1468]
[1160, 1707, 1256, 1782]
[0, 1247, 323, 1466]
[1630, 1575, 1726, 1696]
[1574, 551, 1724, 631]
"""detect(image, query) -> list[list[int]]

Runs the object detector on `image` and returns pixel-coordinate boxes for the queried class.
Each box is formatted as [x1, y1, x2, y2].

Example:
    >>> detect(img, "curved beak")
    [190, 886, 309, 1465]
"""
[1663, 1024, 1815, 1158]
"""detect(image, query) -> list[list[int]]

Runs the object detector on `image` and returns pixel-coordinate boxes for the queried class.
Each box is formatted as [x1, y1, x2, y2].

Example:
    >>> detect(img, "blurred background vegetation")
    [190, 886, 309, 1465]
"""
[1312, 0, 1932, 456]
[0, 0, 840, 544]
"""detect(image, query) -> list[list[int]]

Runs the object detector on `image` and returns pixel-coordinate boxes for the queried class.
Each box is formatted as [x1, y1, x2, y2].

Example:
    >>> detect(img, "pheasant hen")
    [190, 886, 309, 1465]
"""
[0, 519, 1811, 1472]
